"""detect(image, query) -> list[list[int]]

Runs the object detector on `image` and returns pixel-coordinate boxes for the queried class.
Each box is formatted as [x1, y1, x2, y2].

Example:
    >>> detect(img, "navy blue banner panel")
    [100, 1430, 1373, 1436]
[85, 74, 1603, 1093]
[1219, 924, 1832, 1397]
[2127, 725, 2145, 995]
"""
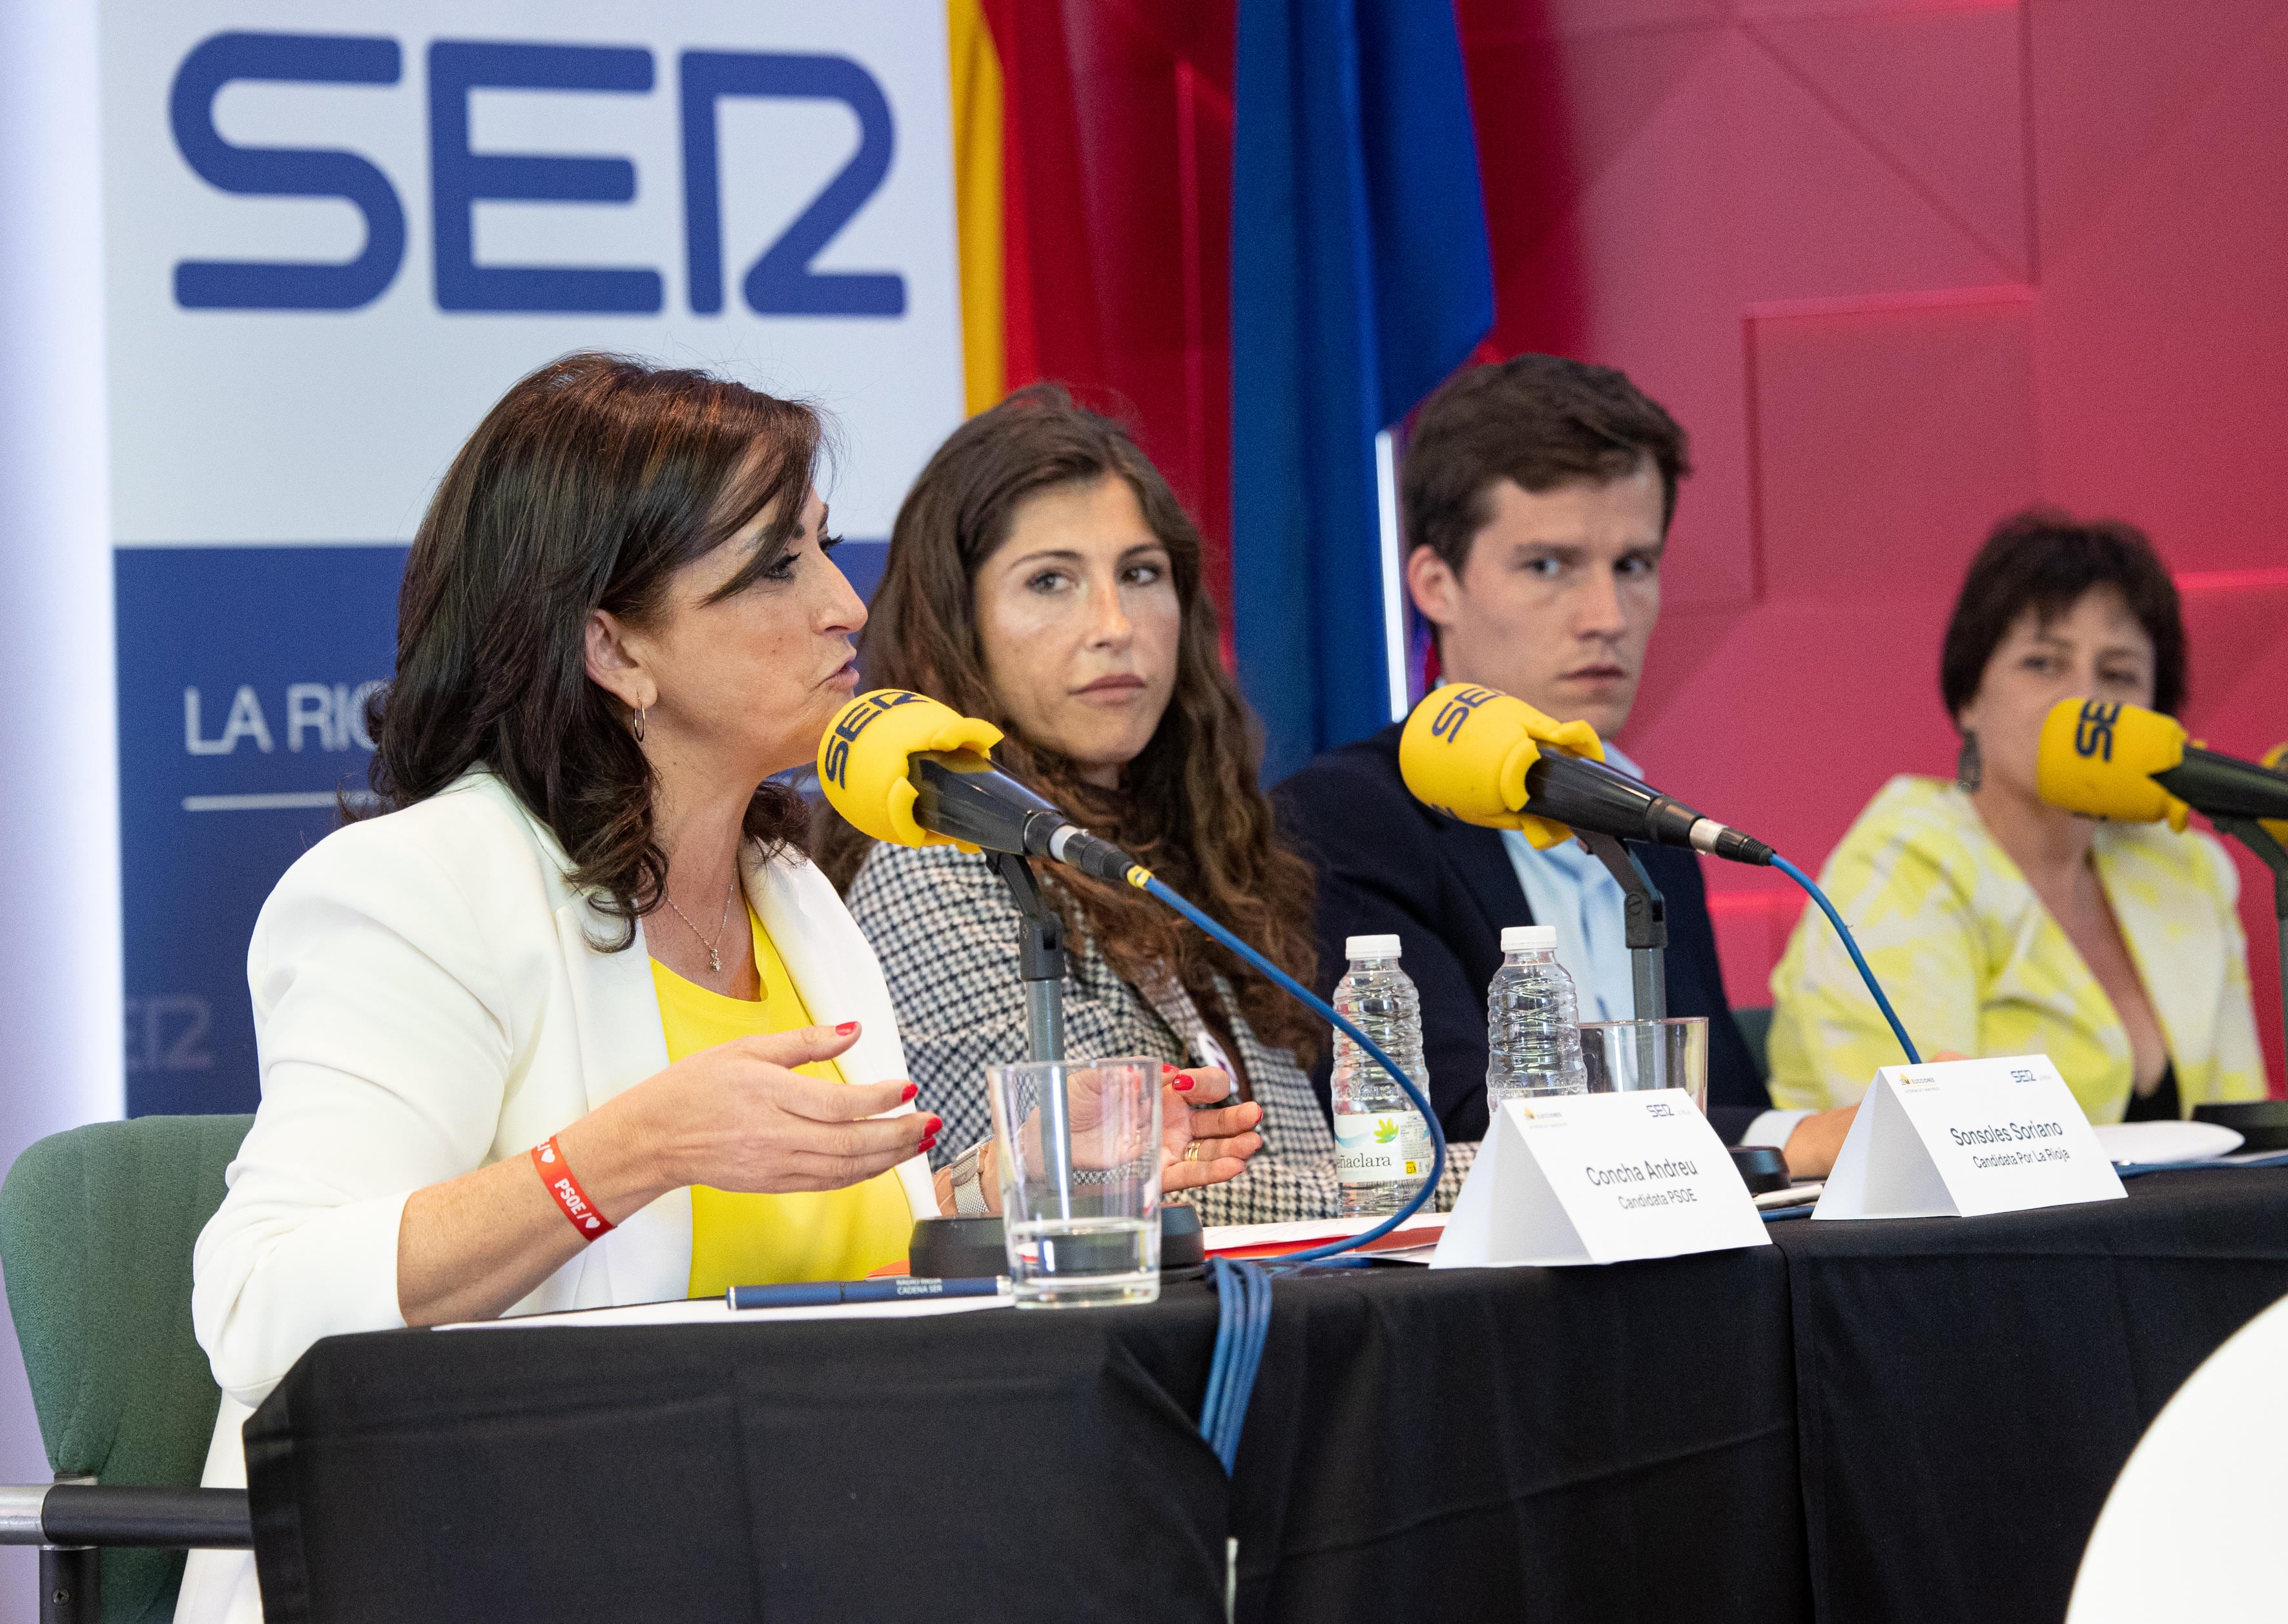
[116, 546, 407, 1115]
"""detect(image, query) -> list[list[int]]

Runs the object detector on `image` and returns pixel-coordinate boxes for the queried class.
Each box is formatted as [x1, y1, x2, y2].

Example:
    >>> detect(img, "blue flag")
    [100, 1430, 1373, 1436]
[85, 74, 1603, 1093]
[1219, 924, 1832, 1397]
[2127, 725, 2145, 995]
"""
[1232, 0, 1494, 783]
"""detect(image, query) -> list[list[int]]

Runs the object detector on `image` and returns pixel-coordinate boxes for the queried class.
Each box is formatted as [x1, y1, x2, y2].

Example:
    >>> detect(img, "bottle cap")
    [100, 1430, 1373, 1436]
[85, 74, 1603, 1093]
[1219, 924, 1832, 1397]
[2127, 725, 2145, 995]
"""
[1345, 934, 1402, 960]
[1501, 925, 1558, 952]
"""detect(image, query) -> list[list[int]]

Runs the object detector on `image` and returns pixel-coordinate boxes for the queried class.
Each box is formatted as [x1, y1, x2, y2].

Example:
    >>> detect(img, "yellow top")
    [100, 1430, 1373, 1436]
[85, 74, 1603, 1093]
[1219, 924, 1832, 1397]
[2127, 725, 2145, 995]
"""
[1768, 776, 2269, 1122]
[655, 909, 912, 1295]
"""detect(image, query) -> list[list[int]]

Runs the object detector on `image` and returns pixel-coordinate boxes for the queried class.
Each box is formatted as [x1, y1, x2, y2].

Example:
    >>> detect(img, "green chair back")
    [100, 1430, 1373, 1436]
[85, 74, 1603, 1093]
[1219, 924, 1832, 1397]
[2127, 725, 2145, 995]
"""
[0, 1113, 253, 1624]
[1735, 1005, 1775, 1084]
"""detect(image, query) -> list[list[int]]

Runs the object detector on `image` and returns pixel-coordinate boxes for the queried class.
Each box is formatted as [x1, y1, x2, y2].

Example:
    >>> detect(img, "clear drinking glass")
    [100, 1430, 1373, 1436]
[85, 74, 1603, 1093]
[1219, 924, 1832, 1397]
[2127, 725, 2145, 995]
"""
[987, 1058, 1162, 1308]
[1578, 1017, 1710, 1112]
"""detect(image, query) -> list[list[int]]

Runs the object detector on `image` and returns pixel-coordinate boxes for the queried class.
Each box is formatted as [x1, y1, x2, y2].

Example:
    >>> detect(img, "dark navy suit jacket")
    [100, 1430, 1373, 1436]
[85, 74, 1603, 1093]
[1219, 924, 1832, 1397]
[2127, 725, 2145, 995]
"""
[1273, 723, 1768, 1146]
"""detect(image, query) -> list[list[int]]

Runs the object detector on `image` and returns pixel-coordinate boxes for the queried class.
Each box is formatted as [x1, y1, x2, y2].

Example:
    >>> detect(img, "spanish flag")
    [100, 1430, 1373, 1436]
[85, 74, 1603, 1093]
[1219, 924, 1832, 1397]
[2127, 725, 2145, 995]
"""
[945, 0, 1492, 764]
[947, 0, 1005, 416]
[945, 1, 1102, 417]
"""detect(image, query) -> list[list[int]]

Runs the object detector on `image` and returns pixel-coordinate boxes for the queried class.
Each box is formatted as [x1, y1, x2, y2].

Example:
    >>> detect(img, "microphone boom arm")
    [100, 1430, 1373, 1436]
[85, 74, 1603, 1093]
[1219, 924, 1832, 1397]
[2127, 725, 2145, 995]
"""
[1576, 831, 1668, 1093]
[989, 851, 1067, 1064]
[987, 850, 1077, 1219]
[1574, 831, 1668, 1023]
[2210, 816, 2288, 1051]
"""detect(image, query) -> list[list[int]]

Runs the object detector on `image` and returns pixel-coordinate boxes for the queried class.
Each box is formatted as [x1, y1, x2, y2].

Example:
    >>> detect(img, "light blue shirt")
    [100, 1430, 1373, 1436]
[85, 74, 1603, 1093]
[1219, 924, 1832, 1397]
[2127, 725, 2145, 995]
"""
[1496, 742, 1806, 1150]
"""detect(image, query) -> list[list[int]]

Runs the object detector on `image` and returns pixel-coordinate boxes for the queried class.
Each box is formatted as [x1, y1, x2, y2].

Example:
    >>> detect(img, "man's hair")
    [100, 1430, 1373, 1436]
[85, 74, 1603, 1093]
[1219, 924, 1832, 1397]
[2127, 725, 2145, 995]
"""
[1939, 508, 2187, 719]
[1403, 354, 1691, 575]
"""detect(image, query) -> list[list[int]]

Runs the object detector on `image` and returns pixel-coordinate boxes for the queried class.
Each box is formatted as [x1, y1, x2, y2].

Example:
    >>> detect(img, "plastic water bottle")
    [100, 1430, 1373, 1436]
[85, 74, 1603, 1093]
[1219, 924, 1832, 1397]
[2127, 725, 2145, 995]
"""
[1330, 934, 1434, 1217]
[1485, 924, 1588, 1117]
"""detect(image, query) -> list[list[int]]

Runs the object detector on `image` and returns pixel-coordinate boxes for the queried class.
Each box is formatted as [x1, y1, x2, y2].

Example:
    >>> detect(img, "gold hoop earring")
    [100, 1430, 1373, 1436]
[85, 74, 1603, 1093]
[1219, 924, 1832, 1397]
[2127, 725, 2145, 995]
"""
[633, 704, 648, 743]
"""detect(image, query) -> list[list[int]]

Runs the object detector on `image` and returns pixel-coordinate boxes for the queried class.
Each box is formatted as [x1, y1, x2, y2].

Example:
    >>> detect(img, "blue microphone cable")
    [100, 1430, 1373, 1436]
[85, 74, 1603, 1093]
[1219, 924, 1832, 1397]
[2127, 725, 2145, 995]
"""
[1198, 1255, 1273, 1472]
[1133, 872, 1449, 1475]
[1149, 852, 1918, 1470]
[1139, 878, 1455, 1473]
[1138, 876, 1448, 1259]
[1769, 854, 1921, 1066]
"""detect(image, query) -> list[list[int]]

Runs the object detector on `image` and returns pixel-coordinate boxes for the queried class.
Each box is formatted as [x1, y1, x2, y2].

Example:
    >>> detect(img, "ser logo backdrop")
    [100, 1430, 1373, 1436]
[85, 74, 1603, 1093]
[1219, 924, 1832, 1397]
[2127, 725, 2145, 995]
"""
[101, 0, 964, 1113]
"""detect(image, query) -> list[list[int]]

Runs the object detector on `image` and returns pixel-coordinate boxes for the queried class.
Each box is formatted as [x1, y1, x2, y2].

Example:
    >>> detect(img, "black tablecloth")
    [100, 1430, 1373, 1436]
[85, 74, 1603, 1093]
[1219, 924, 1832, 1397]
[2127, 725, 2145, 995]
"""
[1769, 1169, 2288, 1624]
[246, 1248, 1802, 1624]
[243, 1169, 2288, 1624]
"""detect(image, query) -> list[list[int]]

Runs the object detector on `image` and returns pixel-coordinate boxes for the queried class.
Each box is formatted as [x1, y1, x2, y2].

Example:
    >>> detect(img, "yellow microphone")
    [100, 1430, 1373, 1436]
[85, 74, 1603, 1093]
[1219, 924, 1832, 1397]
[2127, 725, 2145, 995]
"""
[817, 689, 1151, 885]
[2035, 699, 2190, 829]
[2036, 698, 2288, 832]
[1398, 686, 1602, 848]
[1397, 684, 1775, 865]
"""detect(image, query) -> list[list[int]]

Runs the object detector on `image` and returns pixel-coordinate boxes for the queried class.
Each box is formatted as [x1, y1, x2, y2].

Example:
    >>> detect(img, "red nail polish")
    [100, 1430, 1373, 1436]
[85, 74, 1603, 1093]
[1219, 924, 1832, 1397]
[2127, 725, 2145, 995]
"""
[1173, 1076, 1195, 1091]
[835, 1021, 860, 1037]
[901, 1083, 918, 1103]
[918, 1136, 938, 1155]
[925, 1116, 943, 1135]
[1162, 1063, 1177, 1076]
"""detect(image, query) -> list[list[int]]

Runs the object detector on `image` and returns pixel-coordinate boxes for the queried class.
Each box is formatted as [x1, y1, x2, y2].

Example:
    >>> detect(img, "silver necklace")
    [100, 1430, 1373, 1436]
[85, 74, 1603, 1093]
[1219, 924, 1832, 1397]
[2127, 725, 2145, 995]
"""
[663, 874, 737, 975]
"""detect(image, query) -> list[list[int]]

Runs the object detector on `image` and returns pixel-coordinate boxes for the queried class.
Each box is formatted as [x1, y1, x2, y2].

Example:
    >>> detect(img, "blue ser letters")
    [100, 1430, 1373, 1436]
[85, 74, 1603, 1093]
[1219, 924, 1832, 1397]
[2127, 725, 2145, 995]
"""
[169, 32, 407, 311]
[427, 41, 663, 314]
[681, 52, 906, 317]
[167, 32, 904, 318]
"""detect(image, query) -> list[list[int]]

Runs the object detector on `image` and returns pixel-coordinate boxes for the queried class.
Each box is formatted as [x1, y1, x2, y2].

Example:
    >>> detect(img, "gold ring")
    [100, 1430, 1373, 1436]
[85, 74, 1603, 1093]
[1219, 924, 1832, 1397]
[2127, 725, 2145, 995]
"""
[1184, 1142, 1204, 1162]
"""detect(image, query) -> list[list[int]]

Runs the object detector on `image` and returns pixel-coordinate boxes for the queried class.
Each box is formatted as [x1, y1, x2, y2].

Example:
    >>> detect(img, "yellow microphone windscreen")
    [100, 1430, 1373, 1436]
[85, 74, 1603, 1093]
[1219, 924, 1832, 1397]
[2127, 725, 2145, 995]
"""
[2034, 697, 2190, 830]
[1397, 684, 1606, 850]
[816, 689, 1005, 848]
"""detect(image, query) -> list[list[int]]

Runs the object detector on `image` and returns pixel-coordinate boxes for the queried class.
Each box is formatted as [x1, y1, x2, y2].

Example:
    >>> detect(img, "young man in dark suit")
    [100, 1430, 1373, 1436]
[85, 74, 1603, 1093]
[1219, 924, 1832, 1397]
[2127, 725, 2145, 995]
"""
[1274, 355, 1854, 1176]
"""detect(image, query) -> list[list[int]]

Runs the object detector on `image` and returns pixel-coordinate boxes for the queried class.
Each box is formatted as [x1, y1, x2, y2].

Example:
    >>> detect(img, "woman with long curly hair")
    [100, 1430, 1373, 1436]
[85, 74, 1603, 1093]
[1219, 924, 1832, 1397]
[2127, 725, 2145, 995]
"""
[819, 386, 1465, 1223]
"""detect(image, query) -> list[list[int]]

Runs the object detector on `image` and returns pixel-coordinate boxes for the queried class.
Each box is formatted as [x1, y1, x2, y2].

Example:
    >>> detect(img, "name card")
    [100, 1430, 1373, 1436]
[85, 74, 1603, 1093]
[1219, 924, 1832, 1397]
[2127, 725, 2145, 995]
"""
[1432, 1089, 1771, 1268]
[1813, 1054, 2125, 1221]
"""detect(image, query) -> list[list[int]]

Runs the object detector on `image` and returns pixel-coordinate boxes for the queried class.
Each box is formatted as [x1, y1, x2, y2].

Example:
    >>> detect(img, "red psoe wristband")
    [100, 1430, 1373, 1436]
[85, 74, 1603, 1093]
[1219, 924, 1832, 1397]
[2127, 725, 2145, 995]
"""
[531, 1137, 613, 1240]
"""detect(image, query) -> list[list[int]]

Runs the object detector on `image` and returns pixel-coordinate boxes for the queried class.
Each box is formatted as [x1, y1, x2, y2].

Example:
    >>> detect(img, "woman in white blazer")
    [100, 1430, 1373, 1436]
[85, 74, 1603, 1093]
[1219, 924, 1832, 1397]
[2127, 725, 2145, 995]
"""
[177, 355, 1262, 1624]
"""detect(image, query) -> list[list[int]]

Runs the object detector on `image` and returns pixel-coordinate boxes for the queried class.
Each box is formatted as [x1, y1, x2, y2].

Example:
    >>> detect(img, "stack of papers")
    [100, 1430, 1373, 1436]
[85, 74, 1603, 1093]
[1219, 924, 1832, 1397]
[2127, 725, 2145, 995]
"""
[1202, 1213, 1448, 1262]
[2090, 1120, 2244, 1167]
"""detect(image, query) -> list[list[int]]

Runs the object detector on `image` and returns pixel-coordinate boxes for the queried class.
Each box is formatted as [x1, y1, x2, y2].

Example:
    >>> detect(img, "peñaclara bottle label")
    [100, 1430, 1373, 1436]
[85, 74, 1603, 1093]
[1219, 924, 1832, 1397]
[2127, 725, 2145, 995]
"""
[1334, 1112, 1432, 1183]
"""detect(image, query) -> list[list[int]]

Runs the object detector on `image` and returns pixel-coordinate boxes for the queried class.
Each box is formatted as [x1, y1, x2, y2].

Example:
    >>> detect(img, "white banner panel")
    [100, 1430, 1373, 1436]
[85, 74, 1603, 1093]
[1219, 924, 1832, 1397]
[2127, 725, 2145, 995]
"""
[102, 0, 961, 543]
[100, 1, 962, 1109]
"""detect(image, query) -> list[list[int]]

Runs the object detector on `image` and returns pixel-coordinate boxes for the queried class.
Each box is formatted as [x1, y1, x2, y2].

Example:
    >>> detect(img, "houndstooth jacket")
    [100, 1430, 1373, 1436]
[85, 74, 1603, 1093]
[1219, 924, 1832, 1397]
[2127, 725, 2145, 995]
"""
[843, 839, 1472, 1226]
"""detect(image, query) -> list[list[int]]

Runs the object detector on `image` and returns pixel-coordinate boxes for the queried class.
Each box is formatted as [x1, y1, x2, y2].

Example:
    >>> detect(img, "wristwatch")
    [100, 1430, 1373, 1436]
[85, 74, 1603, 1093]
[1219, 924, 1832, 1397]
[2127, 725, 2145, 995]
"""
[947, 1140, 991, 1217]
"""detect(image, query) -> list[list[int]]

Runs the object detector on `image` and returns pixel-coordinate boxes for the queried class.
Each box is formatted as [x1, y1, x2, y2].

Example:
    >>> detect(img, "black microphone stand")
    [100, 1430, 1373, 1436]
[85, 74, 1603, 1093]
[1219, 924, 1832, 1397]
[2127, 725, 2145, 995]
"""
[1574, 831, 1667, 1021]
[990, 852, 1075, 1217]
[990, 851, 1067, 1062]
[1574, 832, 1668, 1094]
[2211, 818, 2288, 1046]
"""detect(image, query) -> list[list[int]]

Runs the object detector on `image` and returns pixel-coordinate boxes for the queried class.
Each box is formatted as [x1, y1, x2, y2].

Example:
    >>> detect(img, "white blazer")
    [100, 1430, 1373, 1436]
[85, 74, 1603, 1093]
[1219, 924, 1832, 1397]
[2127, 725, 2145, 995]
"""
[176, 770, 937, 1624]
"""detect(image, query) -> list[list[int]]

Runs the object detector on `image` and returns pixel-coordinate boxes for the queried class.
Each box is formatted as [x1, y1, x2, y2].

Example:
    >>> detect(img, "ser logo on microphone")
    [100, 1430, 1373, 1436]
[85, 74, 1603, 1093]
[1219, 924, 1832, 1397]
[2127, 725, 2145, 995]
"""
[819, 689, 928, 787]
[1430, 685, 1498, 743]
[2074, 700, 2122, 763]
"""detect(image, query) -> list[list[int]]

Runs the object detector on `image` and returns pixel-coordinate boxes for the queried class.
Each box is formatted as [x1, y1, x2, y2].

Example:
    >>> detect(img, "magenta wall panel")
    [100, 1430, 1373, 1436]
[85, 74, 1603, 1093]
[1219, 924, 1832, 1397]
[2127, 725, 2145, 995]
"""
[1751, 5, 2030, 280]
[2028, 5, 2288, 573]
[1751, 296, 2039, 601]
[1462, 0, 2288, 1087]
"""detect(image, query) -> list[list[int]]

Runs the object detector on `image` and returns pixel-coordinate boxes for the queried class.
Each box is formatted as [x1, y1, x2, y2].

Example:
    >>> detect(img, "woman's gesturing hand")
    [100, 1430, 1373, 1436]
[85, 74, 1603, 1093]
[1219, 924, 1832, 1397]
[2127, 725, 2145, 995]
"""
[1160, 1066, 1262, 1193]
[399, 1021, 926, 1330]
[629, 1022, 934, 1197]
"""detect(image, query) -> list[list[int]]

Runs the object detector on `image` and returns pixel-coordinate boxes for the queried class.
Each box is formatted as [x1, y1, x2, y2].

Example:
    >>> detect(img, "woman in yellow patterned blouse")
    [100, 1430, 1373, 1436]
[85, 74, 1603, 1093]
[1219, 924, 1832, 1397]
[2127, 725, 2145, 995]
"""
[1769, 510, 2267, 1124]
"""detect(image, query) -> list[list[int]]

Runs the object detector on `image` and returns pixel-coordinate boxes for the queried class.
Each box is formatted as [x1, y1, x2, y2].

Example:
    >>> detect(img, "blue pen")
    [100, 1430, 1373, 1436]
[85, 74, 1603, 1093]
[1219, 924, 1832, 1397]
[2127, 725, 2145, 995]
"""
[726, 1276, 1005, 1311]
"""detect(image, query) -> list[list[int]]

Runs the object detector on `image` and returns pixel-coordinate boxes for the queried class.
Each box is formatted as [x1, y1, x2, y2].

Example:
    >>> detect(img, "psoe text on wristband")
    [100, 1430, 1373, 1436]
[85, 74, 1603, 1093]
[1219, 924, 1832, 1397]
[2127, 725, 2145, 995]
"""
[531, 1136, 615, 1240]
